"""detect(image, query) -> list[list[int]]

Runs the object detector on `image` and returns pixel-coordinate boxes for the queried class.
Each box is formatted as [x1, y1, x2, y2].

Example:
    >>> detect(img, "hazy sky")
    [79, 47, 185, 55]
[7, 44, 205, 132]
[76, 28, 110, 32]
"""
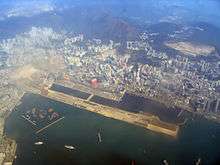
[0, 0, 220, 27]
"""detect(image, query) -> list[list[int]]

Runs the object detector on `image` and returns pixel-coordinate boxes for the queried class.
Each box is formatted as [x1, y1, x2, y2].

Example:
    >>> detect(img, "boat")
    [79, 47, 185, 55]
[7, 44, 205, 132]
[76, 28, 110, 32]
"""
[34, 141, 43, 145]
[131, 160, 135, 165]
[98, 132, 102, 143]
[163, 159, 168, 165]
[196, 158, 201, 165]
[97, 128, 102, 143]
[64, 145, 76, 150]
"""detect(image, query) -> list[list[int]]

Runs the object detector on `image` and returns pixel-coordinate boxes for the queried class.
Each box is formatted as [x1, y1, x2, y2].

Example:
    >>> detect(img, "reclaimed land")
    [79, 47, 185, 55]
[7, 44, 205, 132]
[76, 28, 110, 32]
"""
[41, 89, 179, 137]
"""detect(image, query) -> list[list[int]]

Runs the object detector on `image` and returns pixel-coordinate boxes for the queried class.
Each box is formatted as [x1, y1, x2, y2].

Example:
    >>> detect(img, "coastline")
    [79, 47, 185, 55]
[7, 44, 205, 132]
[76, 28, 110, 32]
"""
[5, 91, 220, 165]
[42, 87, 180, 137]
[0, 94, 24, 165]
[0, 114, 17, 165]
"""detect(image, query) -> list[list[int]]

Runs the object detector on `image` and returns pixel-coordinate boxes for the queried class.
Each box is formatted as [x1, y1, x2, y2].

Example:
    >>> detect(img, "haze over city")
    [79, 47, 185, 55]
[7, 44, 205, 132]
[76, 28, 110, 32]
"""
[0, 0, 220, 165]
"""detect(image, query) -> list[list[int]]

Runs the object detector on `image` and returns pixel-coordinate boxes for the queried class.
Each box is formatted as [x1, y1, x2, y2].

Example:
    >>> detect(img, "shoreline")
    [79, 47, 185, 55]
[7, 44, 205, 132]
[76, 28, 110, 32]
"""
[42, 88, 179, 137]
[0, 93, 24, 165]
[0, 114, 17, 165]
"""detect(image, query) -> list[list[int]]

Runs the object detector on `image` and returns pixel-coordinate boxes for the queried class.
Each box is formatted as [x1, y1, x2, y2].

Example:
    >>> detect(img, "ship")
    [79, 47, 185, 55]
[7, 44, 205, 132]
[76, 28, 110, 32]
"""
[98, 132, 102, 143]
[34, 141, 43, 145]
[64, 145, 76, 150]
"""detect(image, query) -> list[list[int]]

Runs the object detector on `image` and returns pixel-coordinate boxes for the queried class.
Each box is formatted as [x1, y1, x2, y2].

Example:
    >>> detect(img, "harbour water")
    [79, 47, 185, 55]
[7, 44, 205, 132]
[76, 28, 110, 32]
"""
[4, 93, 220, 165]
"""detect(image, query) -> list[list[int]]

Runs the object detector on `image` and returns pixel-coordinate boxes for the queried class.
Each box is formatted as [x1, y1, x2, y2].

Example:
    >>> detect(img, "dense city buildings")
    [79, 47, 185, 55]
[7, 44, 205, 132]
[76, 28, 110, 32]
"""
[0, 0, 220, 164]
[0, 27, 219, 125]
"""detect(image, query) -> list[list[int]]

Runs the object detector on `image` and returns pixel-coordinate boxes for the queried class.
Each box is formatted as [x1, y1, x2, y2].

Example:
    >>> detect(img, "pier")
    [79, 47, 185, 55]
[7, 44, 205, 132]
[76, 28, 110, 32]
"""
[21, 115, 37, 126]
[36, 116, 65, 134]
[40, 89, 179, 137]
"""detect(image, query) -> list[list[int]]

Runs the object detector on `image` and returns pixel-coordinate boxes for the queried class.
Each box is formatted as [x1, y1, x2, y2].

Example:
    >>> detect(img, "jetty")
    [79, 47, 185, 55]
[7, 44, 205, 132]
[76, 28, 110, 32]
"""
[40, 89, 179, 137]
[21, 115, 37, 126]
[36, 116, 65, 134]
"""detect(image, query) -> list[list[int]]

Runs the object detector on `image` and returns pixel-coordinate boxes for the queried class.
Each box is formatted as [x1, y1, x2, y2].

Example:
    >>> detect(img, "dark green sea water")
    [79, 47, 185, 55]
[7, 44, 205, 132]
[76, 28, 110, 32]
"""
[5, 93, 220, 165]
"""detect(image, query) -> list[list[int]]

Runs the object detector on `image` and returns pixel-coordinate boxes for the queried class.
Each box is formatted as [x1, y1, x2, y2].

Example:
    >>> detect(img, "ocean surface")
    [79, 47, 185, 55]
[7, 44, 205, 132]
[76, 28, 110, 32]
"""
[4, 93, 220, 165]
